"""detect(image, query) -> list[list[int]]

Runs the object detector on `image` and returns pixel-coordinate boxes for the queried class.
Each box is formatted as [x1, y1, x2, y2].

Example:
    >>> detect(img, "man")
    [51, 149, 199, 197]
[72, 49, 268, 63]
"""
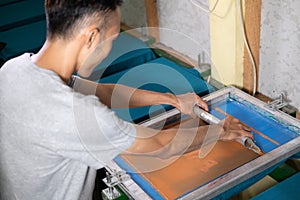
[0, 0, 252, 199]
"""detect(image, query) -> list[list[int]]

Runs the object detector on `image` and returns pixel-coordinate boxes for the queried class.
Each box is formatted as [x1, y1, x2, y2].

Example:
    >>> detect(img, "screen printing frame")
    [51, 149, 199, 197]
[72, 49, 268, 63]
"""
[106, 86, 300, 200]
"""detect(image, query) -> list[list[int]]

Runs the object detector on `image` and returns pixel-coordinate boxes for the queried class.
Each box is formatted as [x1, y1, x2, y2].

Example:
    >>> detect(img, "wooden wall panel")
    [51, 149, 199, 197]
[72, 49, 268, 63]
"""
[243, 0, 262, 94]
[145, 0, 160, 42]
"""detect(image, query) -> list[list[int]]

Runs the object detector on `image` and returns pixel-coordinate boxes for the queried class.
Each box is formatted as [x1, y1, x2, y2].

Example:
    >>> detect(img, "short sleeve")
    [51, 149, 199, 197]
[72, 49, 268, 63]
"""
[56, 93, 136, 169]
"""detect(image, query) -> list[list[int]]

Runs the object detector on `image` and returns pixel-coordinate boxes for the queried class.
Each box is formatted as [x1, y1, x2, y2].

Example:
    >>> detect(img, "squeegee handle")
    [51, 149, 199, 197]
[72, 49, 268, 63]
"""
[193, 105, 221, 124]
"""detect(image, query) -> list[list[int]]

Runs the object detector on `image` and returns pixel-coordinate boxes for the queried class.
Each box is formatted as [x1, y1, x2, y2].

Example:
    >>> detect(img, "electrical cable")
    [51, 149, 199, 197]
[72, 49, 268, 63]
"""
[190, 0, 220, 14]
[237, 0, 257, 96]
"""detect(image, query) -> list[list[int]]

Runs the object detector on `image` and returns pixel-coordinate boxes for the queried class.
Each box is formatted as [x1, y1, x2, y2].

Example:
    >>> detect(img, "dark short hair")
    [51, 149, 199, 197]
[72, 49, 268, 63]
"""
[45, 0, 123, 40]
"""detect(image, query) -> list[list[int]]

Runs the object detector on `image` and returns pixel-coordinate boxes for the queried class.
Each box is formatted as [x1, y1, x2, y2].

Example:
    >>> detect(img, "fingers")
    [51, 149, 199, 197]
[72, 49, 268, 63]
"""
[232, 117, 252, 133]
[195, 95, 208, 111]
[242, 124, 252, 132]
[176, 92, 208, 117]
[221, 115, 254, 141]
[189, 112, 197, 119]
[220, 129, 253, 142]
[230, 117, 252, 132]
[242, 130, 253, 139]
[232, 118, 240, 123]
[235, 126, 253, 138]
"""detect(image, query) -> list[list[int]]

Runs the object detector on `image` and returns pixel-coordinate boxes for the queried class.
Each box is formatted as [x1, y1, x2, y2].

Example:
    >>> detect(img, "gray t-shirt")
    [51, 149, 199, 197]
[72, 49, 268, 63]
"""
[0, 53, 136, 200]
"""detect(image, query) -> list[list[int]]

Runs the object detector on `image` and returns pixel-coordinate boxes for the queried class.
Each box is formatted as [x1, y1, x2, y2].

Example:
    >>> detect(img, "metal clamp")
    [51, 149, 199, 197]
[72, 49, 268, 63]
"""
[266, 93, 287, 110]
[103, 170, 130, 188]
[102, 169, 131, 200]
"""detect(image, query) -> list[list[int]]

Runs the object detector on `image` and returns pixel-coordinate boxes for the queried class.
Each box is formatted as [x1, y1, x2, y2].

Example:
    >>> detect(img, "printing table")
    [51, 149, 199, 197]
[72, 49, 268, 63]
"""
[105, 87, 300, 200]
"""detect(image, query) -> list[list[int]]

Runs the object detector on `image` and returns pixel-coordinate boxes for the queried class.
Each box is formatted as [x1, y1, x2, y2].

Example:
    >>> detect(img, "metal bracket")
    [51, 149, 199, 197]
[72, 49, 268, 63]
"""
[266, 93, 288, 110]
[102, 169, 131, 200]
[196, 51, 211, 74]
[102, 187, 121, 200]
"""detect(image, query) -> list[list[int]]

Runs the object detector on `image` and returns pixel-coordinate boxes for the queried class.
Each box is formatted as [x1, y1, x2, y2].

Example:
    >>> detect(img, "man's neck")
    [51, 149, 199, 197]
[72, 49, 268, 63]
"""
[31, 40, 80, 83]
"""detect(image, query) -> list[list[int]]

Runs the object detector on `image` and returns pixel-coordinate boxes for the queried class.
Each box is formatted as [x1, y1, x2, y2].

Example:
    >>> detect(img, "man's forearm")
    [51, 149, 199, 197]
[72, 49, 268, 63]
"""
[96, 83, 178, 108]
[125, 124, 223, 159]
[72, 77, 208, 116]
[71, 78, 178, 108]
[154, 125, 223, 159]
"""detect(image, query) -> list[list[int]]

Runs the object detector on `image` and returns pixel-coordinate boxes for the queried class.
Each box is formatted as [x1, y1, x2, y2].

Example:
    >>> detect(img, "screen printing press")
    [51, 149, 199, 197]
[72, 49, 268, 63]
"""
[102, 86, 300, 200]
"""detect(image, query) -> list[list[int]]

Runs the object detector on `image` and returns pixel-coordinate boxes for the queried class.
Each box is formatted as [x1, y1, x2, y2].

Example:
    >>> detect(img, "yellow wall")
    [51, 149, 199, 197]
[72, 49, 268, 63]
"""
[209, 0, 244, 88]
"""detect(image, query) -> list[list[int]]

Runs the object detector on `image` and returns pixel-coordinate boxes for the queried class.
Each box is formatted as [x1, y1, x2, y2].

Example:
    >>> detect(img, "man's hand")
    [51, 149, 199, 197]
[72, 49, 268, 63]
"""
[219, 116, 253, 141]
[175, 92, 208, 118]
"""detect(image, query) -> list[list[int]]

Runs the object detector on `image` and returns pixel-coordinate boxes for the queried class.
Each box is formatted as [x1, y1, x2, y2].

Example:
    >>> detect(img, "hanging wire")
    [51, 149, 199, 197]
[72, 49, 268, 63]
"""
[190, 0, 220, 13]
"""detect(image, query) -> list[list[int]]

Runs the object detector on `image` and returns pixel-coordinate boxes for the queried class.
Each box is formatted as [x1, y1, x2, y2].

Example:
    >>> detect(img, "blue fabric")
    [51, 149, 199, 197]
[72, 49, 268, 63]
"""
[209, 98, 299, 199]
[88, 32, 156, 81]
[99, 57, 215, 122]
[251, 172, 300, 200]
[0, 20, 46, 61]
[0, 0, 45, 31]
[211, 99, 299, 154]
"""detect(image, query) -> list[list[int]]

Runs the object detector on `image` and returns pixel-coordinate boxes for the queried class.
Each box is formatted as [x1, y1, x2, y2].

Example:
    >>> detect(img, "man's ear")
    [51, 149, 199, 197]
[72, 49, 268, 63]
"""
[86, 27, 100, 49]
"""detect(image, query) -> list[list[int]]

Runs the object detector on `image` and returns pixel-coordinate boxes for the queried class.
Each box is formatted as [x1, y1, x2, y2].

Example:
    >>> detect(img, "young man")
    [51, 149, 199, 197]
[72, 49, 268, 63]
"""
[0, 0, 252, 199]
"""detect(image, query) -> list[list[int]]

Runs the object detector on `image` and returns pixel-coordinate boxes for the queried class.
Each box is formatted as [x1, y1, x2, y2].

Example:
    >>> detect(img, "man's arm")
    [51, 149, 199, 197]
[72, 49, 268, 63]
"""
[96, 83, 177, 108]
[125, 115, 253, 159]
[72, 77, 208, 116]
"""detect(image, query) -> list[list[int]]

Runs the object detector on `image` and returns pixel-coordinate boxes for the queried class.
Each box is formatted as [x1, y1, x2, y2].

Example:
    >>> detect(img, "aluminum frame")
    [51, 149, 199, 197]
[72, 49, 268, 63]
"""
[108, 86, 300, 200]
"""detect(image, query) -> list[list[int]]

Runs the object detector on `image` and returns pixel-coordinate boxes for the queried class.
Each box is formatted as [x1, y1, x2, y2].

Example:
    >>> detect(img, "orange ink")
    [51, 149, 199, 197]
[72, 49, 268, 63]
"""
[120, 119, 260, 199]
